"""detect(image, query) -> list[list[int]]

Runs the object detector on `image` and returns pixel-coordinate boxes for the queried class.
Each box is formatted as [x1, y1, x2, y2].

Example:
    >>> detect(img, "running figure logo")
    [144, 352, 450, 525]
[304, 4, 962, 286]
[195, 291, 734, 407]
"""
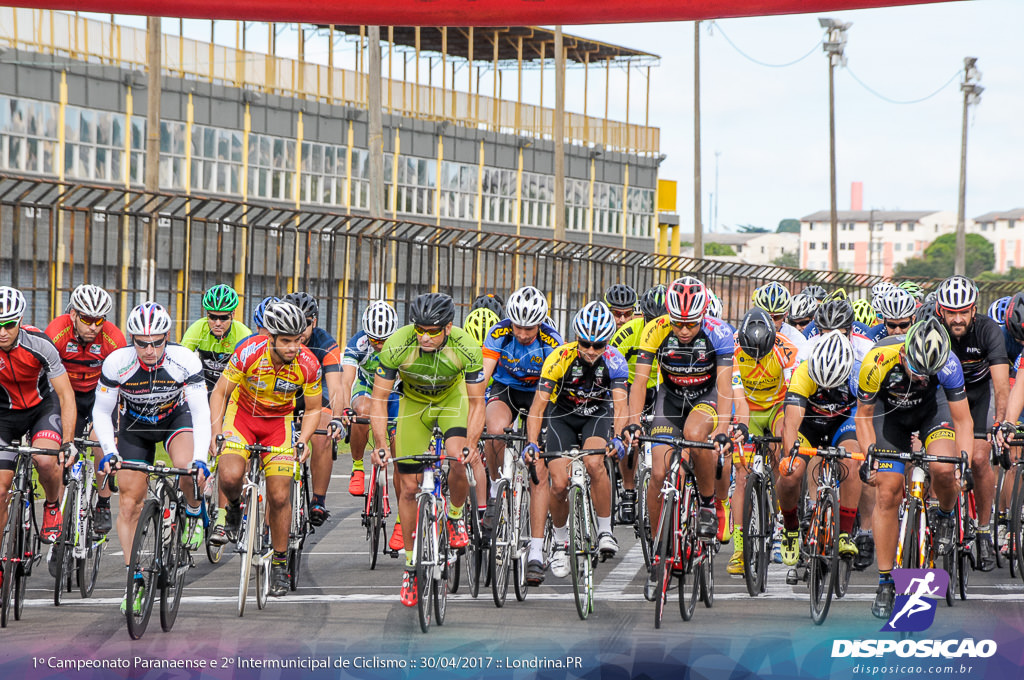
[882, 569, 950, 632]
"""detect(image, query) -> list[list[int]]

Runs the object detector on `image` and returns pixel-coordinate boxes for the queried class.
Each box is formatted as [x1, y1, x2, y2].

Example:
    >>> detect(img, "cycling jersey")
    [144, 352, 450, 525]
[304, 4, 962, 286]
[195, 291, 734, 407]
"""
[45, 315, 126, 393]
[778, 321, 810, 354]
[537, 342, 628, 414]
[180, 318, 252, 392]
[803, 319, 871, 339]
[785, 360, 860, 425]
[343, 330, 385, 387]
[376, 325, 483, 404]
[857, 335, 966, 411]
[866, 323, 888, 343]
[610, 317, 658, 389]
[796, 330, 874, 365]
[636, 315, 734, 403]
[732, 334, 798, 410]
[482, 319, 562, 390]
[0, 325, 66, 410]
[945, 315, 1008, 385]
[304, 326, 343, 406]
[221, 335, 323, 417]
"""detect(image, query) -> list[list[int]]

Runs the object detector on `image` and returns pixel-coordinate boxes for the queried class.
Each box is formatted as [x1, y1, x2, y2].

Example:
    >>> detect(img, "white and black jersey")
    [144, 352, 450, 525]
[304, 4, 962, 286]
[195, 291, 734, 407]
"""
[97, 343, 205, 424]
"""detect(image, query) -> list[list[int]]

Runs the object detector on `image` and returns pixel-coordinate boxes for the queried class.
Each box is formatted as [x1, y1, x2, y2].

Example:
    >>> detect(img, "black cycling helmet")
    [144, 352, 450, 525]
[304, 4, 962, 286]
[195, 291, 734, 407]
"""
[914, 298, 939, 325]
[639, 284, 667, 323]
[801, 285, 828, 302]
[470, 293, 505, 318]
[604, 283, 638, 311]
[410, 293, 456, 327]
[814, 298, 855, 332]
[1006, 292, 1024, 345]
[737, 308, 776, 360]
[283, 291, 319, 320]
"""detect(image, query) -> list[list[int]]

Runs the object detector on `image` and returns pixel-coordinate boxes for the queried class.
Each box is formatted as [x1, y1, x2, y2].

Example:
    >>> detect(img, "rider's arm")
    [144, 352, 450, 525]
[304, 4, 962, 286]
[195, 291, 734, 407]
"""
[855, 400, 876, 454]
[339, 364, 357, 413]
[324, 369, 345, 417]
[465, 376, 487, 452]
[481, 355, 499, 386]
[183, 379, 212, 464]
[1005, 373, 1024, 426]
[91, 381, 120, 456]
[368, 372, 394, 452]
[629, 358, 653, 425]
[713, 363, 733, 437]
[208, 373, 239, 441]
[781, 404, 805, 457]
[297, 391, 322, 451]
[525, 387, 550, 447]
[50, 373, 78, 447]
[731, 357, 751, 428]
[949, 397, 975, 466]
[991, 363, 1010, 425]
[611, 386, 629, 439]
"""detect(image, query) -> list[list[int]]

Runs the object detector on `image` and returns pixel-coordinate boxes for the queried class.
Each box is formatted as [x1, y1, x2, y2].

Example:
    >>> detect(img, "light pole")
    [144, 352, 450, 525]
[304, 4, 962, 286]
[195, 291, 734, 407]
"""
[820, 17, 851, 273]
[955, 57, 983, 276]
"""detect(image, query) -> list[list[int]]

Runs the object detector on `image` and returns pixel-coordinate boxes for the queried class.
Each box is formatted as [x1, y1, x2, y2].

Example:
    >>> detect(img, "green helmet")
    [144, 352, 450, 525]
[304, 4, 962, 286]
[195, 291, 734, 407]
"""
[852, 298, 876, 326]
[464, 307, 500, 346]
[202, 284, 240, 312]
[897, 280, 925, 301]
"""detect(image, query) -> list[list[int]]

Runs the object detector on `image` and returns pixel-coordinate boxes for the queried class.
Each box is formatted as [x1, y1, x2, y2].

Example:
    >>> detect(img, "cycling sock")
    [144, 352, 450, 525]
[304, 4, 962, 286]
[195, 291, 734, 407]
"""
[405, 555, 414, 570]
[977, 527, 991, 535]
[553, 524, 569, 545]
[312, 494, 326, 508]
[839, 506, 857, 535]
[95, 496, 110, 509]
[489, 484, 498, 500]
[700, 494, 715, 508]
[878, 570, 893, 585]
[596, 516, 612, 536]
[352, 459, 364, 472]
[215, 507, 227, 524]
[935, 507, 954, 518]
[781, 506, 800, 532]
[529, 538, 544, 562]
[447, 502, 464, 520]
[273, 550, 287, 567]
[185, 504, 202, 517]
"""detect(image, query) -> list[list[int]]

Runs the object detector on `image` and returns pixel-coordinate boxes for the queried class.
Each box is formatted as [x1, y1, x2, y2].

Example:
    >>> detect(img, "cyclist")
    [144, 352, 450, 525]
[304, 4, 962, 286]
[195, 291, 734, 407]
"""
[0, 286, 78, 546]
[464, 307, 501, 348]
[248, 295, 280, 338]
[856, 317, 973, 619]
[45, 284, 126, 534]
[339, 301, 401, 547]
[852, 299, 876, 328]
[796, 298, 874, 365]
[801, 285, 828, 303]
[180, 284, 251, 394]
[779, 331, 862, 571]
[726, 307, 798, 576]
[471, 293, 505, 319]
[368, 293, 486, 607]
[788, 293, 818, 337]
[897, 280, 925, 301]
[282, 292, 345, 528]
[705, 288, 725, 320]
[934, 275, 1008, 571]
[208, 301, 323, 597]
[481, 286, 562, 582]
[752, 282, 808, 354]
[865, 287, 917, 343]
[93, 302, 211, 613]
[522, 301, 629, 581]
[803, 290, 872, 338]
[609, 284, 665, 523]
[629, 276, 734, 589]
[605, 284, 639, 331]
[987, 296, 1020, 381]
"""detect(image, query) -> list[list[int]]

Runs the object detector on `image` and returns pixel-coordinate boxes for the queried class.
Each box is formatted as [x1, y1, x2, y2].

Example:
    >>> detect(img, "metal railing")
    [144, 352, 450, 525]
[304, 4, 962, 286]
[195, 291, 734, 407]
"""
[1, 175, 1019, 341]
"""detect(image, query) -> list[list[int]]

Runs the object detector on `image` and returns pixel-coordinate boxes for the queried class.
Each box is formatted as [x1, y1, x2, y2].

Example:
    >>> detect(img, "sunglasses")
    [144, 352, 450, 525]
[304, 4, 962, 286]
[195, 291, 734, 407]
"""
[769, 312, 787, 321]
[207, 313, 232, 322]
[903, 354, 928, 379]
[414, 325, 445, 338]
[0, 319, 19, 329]
[670, 320, 701, 330]
[77, 315, 105, 327]
[885, 321, 911, 331]
[133, 337, 167, 349]
[791, 319, 810, 328]
[578, 340, 607, 350]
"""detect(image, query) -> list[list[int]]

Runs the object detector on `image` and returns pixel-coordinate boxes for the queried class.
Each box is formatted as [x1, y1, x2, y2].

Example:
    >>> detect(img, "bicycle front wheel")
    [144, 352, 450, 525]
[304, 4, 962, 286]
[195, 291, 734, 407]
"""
[0, 491, 22, 628]
[490, 480, 512, 608]
[568, 485, 593, 620]
[78, 502, 104, 599]
[637, 467, 653, 569]
[416, 498, 435, 634]
[652, 491, 675, 629]
[433, 511, 449, 626]
[126, 500, 161, 640]
[742, 473, 769, 597]
[513, 481, 531, 602]
[1011, 468, 1024, 583]
[255, 488, 270, 610]
[367, 469, 383, 570]
[237, 485, 258, 617]
[204, 473, 224, 564]
[160, 505, 189, 632]
[808, 489, 839, 625]
[54, 481, 80, 606]
[679, 489, 700, 622]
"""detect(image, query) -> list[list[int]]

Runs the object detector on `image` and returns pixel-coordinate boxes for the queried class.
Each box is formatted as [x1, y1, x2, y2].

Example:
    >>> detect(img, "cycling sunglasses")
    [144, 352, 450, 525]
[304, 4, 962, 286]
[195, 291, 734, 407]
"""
[207, 312, 232, 322]
[133, 337, 167, 349]
[414, 325, 446, 338]
[885, 320, 911, 332]
[77, 315, 105, 327]
[578, 340, 607, 350]
[670, 320, 701, 330]
[0, 318, 20, 329]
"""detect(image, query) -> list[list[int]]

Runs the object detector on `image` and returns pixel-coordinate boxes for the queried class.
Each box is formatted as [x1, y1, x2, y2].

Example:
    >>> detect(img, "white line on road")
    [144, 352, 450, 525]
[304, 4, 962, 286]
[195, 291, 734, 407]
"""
[595, 543, 644, 595]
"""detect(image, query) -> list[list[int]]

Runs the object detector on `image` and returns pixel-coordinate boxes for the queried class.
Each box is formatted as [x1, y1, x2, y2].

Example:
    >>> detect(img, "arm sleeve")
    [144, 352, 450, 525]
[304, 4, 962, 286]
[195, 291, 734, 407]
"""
[91, 382, 120, 457]
[183, 381, 211, 464]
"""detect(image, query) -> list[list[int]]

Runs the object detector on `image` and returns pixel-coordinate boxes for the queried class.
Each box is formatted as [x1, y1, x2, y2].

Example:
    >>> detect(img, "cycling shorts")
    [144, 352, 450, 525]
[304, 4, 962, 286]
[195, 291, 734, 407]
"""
[487, 382, 535, 420]
[795, 410, 858, 459]
[874, 392, 955, 476]
[352, 380, 401, 422]
[222, 398, 296, 478]
[648, 384, 719, 440]
[965, 380, 992, 439]
[73, 389, 96, 439]
[748, 402, 784, 438]
[394, 385, 468, 476]
[543, 404, 613, 453]
[118, 404, 193, 465]
[0, 393, 63, 471]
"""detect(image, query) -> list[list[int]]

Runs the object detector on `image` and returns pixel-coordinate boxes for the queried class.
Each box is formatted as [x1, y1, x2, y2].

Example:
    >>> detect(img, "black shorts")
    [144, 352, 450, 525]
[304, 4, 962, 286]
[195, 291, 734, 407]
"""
[74, 389, 96, 439]
[117, 405, 194, 464]
[543, 405, 612, 453]
[874, 393, 956, 475]
[487, 382, 535, 420]
[648, 385, 718, 440]
[0, 394, 63, 471]
[965, 380, 992, 439]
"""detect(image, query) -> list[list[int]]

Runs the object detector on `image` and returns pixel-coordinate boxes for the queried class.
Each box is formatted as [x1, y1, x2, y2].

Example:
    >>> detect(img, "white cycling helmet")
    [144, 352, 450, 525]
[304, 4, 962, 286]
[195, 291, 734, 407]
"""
[935, 275, 978, 311]
[262, 301, 308, 336]
[665, 276, 707, 323]
[878, 288, 917, 321]
[506, 285, 549, 327]
[789, 293, 818, 321]
[706, 290, 723, 319]
[69, 284, 113, 318]
[0, 286, 27, 322]
[871, 281, 896, 300]
[807, 330, 855, 389]
[126, 301, 172, 337]
[573, 301, 616, 343]
[362, 300, 398, 340]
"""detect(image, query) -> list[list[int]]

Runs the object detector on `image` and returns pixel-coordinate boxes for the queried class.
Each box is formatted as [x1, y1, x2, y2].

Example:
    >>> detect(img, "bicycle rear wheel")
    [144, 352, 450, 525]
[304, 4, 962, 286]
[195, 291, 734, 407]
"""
[700, 540, 715, 608]
[808, 489, 839, 625]
[490, 480, 511, 608]
[126, 500, 160, 640]
[679, 489, 700, 622]
[568, 485, 593, 620]
[416, 499, 434, 633]
[513, 481, 531, 602]
[742, 473, 769, 597]
[78, 503, 103, 599]
[160, 505, 189, 632]
[204, 473, 224, 564]
[289, 474, 307, 591]
[54, 481, 79, 606]
[0, 492, 22, 628]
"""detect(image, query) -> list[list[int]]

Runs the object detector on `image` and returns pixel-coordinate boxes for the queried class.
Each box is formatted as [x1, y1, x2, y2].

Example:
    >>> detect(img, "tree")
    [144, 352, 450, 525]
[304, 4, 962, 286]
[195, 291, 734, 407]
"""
[738, 224, 770, 233]
[704, 242, 737, 256]
[977, 267, 1024, 283]
[777, 219, 801, 233]
[893, 233, 994, 279]
[772, 251, 799, 268]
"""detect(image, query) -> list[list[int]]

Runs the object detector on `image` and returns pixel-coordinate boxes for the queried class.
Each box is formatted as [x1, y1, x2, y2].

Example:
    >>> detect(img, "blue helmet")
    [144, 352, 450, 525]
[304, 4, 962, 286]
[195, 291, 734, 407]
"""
[253, 295, 280, 329]
[572, 301, 616, 344]
[988, 296, 1011, 325]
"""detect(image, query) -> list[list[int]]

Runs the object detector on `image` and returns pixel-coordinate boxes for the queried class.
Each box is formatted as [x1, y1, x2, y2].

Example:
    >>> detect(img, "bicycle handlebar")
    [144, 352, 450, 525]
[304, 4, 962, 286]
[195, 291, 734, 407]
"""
[868, 447, 965, 467]
[636, 435, 716, 450]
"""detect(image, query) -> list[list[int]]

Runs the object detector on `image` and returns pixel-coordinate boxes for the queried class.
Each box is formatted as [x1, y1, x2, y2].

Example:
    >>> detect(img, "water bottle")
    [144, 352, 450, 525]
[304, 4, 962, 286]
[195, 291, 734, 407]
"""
[163, 503, 174, 545]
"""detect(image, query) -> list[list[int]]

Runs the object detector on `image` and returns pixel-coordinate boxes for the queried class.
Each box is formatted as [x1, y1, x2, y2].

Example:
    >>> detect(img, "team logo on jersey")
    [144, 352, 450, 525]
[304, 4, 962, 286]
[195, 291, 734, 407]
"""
[90, 344, 102, 354]
[274, 378, 301, 393]
[66, 342, 79, 353]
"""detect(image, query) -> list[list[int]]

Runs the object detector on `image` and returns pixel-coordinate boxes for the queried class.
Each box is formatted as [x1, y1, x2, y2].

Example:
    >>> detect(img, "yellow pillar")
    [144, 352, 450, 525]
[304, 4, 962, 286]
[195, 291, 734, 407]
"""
[435, 133, 443, 226]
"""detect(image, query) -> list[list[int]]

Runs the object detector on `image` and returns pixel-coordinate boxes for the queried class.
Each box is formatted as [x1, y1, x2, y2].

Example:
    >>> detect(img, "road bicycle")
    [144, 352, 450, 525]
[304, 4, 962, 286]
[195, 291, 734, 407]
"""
[739, 434, 781, 597]
[52, 437, 107, 604]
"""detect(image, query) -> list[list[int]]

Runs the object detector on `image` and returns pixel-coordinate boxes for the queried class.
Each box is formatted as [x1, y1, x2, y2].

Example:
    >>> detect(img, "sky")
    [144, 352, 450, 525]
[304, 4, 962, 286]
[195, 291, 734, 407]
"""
[90, 1, 1018, 234]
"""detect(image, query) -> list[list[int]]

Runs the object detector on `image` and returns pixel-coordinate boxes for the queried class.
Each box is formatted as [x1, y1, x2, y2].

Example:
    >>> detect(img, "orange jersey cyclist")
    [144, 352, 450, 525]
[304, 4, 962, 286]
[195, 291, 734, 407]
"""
[209, 301, 324, 598]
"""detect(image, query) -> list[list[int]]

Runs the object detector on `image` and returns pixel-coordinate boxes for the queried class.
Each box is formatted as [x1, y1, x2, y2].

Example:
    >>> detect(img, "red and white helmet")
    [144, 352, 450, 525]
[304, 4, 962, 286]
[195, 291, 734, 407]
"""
[665, 276, 707, 323]
[126, 301, 172, 337]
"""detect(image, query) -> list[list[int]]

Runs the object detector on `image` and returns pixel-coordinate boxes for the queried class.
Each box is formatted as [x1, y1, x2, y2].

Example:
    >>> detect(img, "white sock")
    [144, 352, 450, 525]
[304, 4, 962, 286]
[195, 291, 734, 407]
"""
[489, 483, 498, 500]
[597, 516, 612, 536]
[529, 537, 544, 562]
[553, 524, 569, 544]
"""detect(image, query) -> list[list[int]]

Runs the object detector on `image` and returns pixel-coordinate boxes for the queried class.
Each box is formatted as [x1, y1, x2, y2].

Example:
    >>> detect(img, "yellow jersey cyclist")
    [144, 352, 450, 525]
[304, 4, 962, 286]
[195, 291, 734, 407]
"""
[609, 284, 665, 523]
[934, 275, 1009, 572]
[779, 331, 862, 570]
[179, 284, 252, 394]
[481, 286, 562, 553]
[629, 276, 734, 594]
[726, 308, 798, 576]
[522, 301, 630, 582]
[605, 284, 639, 332]
[208, 301, 324, 597]
[856, 318, 974, 619]
[368, 293, 486, 607]
[94, 302, 211, 614]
